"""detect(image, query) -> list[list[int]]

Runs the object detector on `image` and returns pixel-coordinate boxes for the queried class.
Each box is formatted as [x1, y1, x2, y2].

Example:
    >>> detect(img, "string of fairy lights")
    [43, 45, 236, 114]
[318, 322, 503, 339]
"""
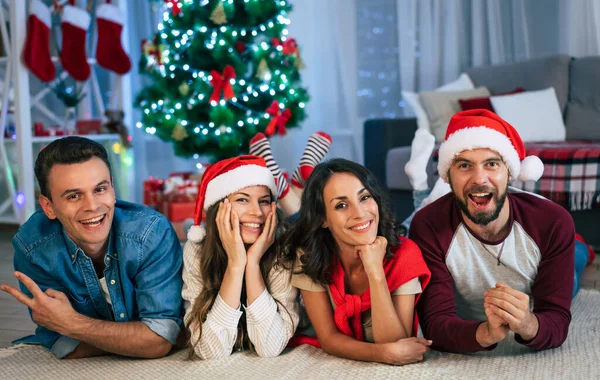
[137, 0, 304, 140]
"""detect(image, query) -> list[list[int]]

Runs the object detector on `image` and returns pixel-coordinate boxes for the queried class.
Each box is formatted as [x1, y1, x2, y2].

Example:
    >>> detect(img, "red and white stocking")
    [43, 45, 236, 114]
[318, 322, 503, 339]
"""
[96, 1, 131, 74]
[22, 0, 55, 82]
[60, 4, 91, 81]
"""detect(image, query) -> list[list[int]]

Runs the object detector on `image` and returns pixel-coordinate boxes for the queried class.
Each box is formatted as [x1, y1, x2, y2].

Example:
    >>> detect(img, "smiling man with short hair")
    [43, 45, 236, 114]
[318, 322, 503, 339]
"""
[410, 109, 576, 353]
[0, 137, 183, 359]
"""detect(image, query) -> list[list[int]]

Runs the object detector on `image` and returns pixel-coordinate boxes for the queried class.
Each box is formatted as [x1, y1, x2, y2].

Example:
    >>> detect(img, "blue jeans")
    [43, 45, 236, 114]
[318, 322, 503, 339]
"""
[403, 190, 588, 299]
[573, 240, 590, 298]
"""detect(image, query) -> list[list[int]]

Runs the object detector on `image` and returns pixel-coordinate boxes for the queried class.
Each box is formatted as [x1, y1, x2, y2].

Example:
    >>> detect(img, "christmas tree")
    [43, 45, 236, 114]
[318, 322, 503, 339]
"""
[136, 0, 309, 162]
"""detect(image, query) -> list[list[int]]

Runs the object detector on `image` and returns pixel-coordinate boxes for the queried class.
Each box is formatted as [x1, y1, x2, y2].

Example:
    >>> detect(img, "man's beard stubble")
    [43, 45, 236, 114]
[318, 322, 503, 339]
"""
[451, 183, 508, 226]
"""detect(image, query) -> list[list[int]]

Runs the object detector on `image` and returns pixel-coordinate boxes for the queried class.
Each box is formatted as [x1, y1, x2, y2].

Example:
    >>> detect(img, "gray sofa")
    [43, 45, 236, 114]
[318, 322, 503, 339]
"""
[364, 54, 600, 247]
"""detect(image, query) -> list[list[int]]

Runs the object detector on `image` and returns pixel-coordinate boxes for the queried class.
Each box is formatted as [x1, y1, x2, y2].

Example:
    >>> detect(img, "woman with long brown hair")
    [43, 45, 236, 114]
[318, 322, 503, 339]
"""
[182, 132, 332, 359]
[283, 158, 432, 365]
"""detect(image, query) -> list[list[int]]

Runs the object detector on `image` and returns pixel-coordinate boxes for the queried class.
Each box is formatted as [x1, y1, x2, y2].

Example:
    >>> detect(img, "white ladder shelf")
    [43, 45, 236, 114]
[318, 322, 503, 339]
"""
[0, 0, 133, 225]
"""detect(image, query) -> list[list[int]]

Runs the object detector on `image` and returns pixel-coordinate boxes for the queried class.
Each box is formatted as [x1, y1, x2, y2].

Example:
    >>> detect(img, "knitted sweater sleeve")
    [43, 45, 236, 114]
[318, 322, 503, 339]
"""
[245, 266, 300, 357]
[182, 241, 242, 359]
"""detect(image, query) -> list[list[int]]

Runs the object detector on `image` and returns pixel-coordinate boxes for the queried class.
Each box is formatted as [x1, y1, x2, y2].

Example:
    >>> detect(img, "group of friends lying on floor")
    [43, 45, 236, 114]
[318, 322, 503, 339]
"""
[0, 109, 594, 364]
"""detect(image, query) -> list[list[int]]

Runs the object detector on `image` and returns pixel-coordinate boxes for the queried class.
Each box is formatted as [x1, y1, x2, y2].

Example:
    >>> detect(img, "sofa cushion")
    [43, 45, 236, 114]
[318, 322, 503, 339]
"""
[386, 146, 438, 190]
[490, 87, 566, 142]
[466, 55, 571, 113]
[419, 87, 490, 143]
[459, 88, 525, 112]
[565, 56, 600, 141]
[402, 73, 475, 133]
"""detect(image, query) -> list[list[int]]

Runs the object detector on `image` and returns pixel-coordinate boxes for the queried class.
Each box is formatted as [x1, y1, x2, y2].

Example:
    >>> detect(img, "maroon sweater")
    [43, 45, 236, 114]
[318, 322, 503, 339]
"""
[410, 190, 575, 353]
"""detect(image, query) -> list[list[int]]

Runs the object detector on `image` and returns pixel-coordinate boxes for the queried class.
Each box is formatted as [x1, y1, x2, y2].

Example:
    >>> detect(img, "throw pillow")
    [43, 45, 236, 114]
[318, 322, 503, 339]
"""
[401, 73, 474, 132]
[458, 88, 525, 112]
[419, 87, 491, 142]
[490, 87, 566, 142]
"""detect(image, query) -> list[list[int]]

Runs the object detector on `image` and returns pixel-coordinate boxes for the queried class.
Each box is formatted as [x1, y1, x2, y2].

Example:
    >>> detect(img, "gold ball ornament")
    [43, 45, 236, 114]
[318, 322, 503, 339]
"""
[179, 82, 190, 96]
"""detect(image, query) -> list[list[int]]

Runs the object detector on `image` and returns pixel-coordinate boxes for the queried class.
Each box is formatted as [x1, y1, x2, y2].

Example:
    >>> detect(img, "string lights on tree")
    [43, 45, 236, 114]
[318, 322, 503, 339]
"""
[136, 0, 309, 161]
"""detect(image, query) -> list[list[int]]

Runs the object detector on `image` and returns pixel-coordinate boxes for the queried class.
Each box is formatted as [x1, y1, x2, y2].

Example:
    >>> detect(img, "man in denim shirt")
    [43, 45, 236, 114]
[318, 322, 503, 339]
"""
[0, 137, 183, 359]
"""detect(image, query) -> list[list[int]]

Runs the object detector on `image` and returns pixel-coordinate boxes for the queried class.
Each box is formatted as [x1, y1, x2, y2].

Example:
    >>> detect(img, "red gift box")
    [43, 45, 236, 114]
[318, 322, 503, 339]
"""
[162, 201, 195, 222]
[143, 178, 164, 209]
[161, 178, 198, 222]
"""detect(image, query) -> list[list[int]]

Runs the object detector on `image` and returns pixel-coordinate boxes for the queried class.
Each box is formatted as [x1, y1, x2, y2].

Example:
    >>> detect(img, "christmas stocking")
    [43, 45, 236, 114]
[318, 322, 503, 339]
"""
[96, 2, 131, 74]
[60, 4, 91, 81]
[22, 0, 55, 82]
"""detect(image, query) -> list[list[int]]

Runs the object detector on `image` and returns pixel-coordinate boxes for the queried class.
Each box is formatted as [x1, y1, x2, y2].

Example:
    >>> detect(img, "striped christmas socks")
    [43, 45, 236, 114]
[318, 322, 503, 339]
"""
[291, 131, 332, 189]
[249, 133, 290, 199]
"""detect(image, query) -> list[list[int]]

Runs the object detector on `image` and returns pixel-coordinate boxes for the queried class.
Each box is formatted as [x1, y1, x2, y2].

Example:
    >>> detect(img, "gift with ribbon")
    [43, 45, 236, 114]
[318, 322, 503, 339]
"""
[161, 174, 198, 222]
[143, 177, 164, 210]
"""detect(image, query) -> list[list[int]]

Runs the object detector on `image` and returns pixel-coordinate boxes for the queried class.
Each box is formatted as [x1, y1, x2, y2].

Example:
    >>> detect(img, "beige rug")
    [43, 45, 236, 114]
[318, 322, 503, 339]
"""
[2, 290, 599, 380]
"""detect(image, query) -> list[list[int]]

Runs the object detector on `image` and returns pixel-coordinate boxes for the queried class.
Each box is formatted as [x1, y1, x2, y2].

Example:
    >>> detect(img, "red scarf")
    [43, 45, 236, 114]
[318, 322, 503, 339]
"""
[289, 236, 431, 347]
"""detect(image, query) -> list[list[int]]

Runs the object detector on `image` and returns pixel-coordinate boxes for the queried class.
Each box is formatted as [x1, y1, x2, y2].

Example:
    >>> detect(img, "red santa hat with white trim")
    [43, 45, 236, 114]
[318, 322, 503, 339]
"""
[187, 155, 277, 242]
[437, 109, 544, 182]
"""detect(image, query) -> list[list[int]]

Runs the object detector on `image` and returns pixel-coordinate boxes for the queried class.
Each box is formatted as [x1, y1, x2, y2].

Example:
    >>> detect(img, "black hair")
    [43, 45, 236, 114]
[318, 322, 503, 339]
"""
[34, 136, 112, 200]
[282, 158, 400, 286]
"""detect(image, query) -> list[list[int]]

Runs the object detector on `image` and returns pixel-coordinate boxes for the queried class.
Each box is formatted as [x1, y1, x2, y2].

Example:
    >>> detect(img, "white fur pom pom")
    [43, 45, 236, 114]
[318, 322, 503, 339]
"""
[187, 225, 206, 242]
[518, 155, 544, 182]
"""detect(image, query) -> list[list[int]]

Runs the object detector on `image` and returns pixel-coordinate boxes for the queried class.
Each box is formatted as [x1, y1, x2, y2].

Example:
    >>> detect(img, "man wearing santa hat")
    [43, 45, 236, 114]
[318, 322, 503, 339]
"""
[409, 109, 577, 353]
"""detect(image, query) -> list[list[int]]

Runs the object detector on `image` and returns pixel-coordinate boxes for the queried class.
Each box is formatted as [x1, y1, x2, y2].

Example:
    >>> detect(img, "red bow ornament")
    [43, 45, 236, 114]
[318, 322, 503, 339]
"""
[164, 0, 182, 16]
[210, 65, 236, 103]
[271, 38, 300, 56]
[265, 101, 291, 136]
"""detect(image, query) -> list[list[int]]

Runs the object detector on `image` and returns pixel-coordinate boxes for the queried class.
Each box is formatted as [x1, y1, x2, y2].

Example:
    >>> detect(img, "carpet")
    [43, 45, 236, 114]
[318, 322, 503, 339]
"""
[2, 290, 599, 380]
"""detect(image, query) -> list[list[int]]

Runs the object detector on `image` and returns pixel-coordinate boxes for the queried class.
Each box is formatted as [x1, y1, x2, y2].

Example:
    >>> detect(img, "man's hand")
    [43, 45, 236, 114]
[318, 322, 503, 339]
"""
[476, 299, 510, 348]
[0, 272, 78, 336]
[378, 337, 431, 365]
[484, 283, 539, 340]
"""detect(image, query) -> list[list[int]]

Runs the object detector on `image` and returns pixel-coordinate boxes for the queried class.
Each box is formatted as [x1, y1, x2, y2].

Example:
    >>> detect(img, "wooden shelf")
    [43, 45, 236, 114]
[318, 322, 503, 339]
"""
[0, 215, 18, 224]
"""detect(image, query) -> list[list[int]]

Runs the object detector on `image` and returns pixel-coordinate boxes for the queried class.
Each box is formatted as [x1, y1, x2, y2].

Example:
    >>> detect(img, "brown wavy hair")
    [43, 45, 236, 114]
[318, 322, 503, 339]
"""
[186, 197, 289, 357]
[281, 158, 400, 287]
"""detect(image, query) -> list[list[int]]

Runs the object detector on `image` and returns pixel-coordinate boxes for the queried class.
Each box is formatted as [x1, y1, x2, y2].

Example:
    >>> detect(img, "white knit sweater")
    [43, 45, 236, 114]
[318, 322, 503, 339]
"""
[182, 240, 300, 359]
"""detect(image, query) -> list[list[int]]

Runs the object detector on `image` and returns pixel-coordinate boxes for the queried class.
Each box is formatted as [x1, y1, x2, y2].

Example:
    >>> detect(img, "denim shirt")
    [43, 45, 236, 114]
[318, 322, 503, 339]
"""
[12, 200, 183, 358]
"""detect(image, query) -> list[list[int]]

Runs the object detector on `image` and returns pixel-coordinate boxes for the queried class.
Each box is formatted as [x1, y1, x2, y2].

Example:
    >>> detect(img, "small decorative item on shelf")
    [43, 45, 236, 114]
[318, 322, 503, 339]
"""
[4, 111, 16, 139]
[50, 75, 86, 134]
[76, 119, 102, 135]
[102, 110, 131, 148]
[33, 122, 65, 137]
[64, 107, 77, 134]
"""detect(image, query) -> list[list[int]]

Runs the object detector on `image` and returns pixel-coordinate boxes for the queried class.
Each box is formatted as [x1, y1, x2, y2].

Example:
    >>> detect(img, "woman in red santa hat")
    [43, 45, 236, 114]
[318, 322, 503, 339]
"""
[182, 132, 332, 359]
[282, 158, 433, 365]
